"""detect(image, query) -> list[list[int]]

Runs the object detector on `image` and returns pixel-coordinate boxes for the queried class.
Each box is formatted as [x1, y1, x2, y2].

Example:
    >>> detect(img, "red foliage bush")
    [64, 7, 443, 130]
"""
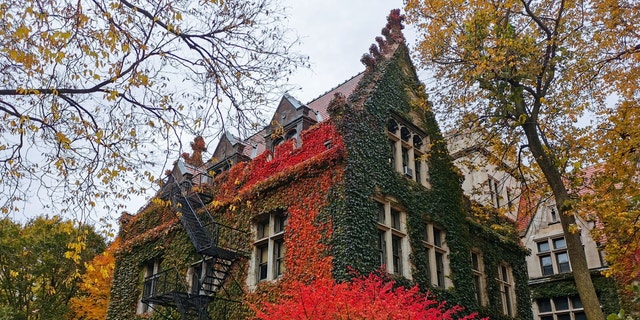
[254, 271, 485, 320]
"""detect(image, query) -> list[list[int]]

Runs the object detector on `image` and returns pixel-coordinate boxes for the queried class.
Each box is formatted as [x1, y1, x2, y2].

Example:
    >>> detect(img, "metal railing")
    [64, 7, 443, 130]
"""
[142, 269, 188, 301]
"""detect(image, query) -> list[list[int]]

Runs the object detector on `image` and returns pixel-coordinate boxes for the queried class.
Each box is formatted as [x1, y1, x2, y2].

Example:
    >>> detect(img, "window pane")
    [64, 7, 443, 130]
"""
[402, 147, 409, 167]
[258, 245, 268, 280]
[574, 312, 587, 320]
[401, 127, 411, 141]
[557, 314, 571, 320]
[392, 235, 403, 275]
[257, 220, 269, 239]
[388, 139, 396, 168]
[537, 241, 550, 252]
[553, 238, 567, 249]
[378, 229, 386, 267]
[501, 265, 509, 282]
[503, 284, 513, 316]
[435, 251, 445, 287]
[414, 157, 421, 182]
[387, 119, 398, 133]
[377, 202, 385, 224]
[540, 255, 554, 276]
[274, 214, 287, 234]
[413, 135, 423, 149]
[424, 246, 431, 280]
[537, 298, 552, 313]
[572, 295, 583, 309]
[274, 239, 285, 277]
[473, 274, 482, 304]
[433, 228, 442, 247]
[472, 252, 479, 271]
[554, 297, 569, 310]
[557, 252, 571, 273]
[541, 316, 554, 320]
[391, 208, 401, 230]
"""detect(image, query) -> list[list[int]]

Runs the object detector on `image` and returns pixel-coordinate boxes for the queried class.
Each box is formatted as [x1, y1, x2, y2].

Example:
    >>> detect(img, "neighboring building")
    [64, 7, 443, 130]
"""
[450, 134, 620, 319]
[107, 12, 531, 320]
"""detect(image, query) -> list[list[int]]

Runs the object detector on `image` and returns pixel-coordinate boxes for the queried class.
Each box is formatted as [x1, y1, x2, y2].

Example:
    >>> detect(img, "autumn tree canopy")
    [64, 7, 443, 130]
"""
[404, 0, 639, 319]
[0, 216, 105, 319]
[0, 0, 307, 219]
[69, 237, 119, 320]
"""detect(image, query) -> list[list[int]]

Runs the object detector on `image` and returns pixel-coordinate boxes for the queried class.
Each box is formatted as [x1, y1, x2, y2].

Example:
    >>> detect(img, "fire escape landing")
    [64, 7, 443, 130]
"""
[141, 161, 247, 320]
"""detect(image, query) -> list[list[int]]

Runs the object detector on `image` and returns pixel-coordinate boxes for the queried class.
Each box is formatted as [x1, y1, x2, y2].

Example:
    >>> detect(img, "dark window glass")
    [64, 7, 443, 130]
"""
[472, 252, 480, 270]
[554, 238, 567, 249]
[274, 214, 287, 234]
[378, 229, 386, 267]
[572, 295, 583, 308]
[257, 219, 269, 239]
[377, 202, 385, 224]
[473, 274, 482, 303]
[414, 157, 421, 182]
[258, 245, 268, 280]
[401, 127, 411, 142]
[391, 208, 401, 230]
[274, 239, 285, 277]
[433, 228, 443, 247]
[388, 139, 396, 168]
[557, 252, 571, 273]
[537, 298, 552, 313]
[392, 235, 402, 274]
[575, 312, 587, 320]
[538, 241, 550, 252]
[413, 135, 423, 149]
[402, 147, 409, 168]
[554, 297, 569, 310]
[557, 314, 571, 320]
[435, 251, 445, 287]
[387, 119, 398, 133]
[540, 255, 554, 275]
[541, 317, 554, 320]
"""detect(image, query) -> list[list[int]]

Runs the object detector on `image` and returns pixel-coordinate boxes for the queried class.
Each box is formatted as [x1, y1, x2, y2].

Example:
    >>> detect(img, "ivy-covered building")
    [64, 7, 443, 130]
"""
[107, 11, 531, 320]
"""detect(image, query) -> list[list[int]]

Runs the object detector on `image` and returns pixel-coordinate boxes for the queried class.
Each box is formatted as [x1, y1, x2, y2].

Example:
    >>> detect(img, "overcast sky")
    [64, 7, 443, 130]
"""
[282, 0, 413, 103]
[13, 2, 418, 225]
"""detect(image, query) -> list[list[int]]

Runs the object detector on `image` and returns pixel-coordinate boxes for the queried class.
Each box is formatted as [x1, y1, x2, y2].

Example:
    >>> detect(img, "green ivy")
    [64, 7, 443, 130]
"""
[328, 43, 532, 320]
[530, 271, 620, 316]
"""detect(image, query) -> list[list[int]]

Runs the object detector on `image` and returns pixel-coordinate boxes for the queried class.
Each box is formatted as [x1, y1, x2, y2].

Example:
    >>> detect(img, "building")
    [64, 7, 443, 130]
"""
[107, 11, 531, 320]
[450, 132, 620, 319]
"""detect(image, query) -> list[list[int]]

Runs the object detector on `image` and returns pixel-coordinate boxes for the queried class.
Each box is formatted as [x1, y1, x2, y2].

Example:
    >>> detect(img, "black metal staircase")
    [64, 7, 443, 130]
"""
[141, 160, 247, 320]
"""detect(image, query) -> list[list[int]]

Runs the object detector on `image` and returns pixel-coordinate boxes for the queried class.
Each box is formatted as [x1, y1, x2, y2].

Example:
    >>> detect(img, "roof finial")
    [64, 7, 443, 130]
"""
[360, 9, 406, 69]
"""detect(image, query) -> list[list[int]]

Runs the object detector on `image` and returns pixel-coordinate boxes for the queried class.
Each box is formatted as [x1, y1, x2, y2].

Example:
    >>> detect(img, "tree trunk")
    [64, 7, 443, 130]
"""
[521, 114, 604, 320]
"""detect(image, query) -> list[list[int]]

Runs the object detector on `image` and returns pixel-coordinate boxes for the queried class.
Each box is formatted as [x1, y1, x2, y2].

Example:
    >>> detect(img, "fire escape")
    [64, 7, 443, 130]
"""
[141, 161, 247, 320]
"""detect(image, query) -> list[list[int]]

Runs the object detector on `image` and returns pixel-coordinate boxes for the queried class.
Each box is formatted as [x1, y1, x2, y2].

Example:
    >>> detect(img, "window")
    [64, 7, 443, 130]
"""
[188, 257, 229, 295]
[423, 224, 449, 288]
[488, 176, 501, 208]
[138, 258, 162, 314]
[536, 296, 585, 320]
[250, 212, 287, 286]
[376, 199, 409, 277]
[497, 264, 516, 317]
[471, 251, 486, 306]
[386, 118, 429, 187]
[536, 237, 571, 276]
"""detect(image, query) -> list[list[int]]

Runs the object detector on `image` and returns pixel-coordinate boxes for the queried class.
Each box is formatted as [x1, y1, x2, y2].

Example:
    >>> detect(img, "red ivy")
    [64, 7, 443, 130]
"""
[254, 271, 484, 320]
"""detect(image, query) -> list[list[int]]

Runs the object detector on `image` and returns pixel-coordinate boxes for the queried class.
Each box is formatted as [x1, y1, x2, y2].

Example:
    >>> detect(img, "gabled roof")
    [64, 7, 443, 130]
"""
[219, 72, 365, 161]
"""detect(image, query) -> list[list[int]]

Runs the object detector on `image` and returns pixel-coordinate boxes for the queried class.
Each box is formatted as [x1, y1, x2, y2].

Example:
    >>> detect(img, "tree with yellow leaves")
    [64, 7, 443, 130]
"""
[0, 216, 105, 319]
[405, 0, 639, 319]
[0, 0, 307, 219]
[70, 237, 119, 320]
